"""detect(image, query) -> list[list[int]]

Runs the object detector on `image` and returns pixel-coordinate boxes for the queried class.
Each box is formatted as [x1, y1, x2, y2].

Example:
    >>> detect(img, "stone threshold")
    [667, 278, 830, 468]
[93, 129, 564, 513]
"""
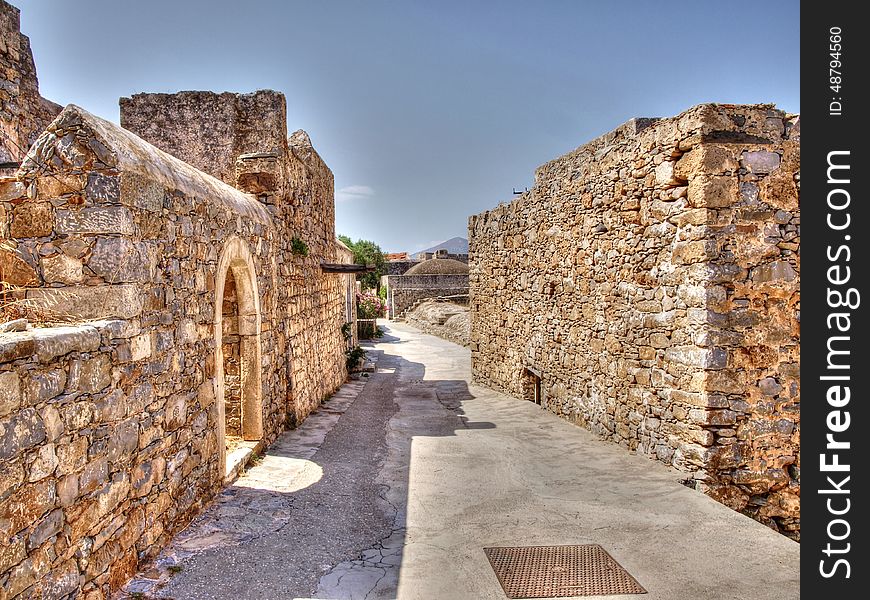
[224, 440, 265, 485]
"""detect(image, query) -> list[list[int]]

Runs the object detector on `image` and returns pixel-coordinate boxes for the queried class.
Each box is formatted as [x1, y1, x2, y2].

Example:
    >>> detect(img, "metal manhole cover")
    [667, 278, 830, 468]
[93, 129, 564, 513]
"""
[484, 544, 646, 598]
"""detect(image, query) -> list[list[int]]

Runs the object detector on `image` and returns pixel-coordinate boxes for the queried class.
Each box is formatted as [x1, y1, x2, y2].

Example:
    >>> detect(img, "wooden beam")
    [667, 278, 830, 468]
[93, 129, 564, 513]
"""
[320, 262, 375, 273]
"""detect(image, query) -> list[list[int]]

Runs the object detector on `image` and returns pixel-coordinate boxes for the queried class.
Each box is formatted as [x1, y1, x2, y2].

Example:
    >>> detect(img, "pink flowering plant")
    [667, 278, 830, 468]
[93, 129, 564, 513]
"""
[357, 290, 386, 319]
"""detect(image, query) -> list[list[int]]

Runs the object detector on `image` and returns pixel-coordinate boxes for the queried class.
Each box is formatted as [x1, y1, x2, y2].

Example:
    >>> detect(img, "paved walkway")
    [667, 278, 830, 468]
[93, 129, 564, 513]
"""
[123, 322, 799, 600]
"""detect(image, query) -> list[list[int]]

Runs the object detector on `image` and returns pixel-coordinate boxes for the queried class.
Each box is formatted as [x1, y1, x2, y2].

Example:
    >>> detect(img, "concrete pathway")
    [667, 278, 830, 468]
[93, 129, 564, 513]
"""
[122, 321, 799, 600]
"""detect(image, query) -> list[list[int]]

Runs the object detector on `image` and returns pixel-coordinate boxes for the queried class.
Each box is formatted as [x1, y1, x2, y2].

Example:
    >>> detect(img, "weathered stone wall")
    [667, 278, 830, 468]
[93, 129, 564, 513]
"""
[469, 104, 800, 538]
[119, 91, 288, 188]
[385, 273, 469, 319]
[0, 321, 221, 598]
[0, 96, 351, 596]
[0, 0, 61, 175]
[385, 259, 419, 276]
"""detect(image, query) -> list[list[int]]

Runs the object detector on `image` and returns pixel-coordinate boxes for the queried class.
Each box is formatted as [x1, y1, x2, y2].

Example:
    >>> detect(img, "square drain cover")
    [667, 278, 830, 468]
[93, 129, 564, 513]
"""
[484, 544, 646, 598]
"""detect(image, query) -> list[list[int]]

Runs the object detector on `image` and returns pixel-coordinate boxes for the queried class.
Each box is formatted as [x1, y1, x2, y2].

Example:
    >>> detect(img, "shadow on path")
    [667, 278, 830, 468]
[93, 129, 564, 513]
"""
[122, 324, 490, 599]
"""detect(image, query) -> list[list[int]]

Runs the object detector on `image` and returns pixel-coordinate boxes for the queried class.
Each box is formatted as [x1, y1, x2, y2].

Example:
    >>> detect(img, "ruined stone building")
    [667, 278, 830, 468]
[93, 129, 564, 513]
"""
[0, 1, 60, 176]
[0, 4, 358, 595]
[383, 256, 469, 319]
[469, 104, 800, 538]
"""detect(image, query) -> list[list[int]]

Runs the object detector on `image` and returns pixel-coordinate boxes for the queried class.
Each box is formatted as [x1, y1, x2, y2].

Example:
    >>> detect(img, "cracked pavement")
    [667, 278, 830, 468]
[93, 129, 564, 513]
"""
[121, 321, 799, 600]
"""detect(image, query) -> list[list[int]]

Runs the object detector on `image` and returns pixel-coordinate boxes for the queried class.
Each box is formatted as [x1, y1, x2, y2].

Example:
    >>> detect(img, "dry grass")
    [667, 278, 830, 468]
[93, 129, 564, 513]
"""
[0, 281, 81, 328]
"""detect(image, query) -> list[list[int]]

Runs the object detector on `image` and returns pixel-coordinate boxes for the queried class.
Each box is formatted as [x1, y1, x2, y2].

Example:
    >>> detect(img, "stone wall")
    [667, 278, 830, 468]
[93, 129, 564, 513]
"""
[0, 321, 222, 598]
[385, 273, 469, 319]
[119, 91, 289, 188]
[385, 259, 419, 276]
[469, 104, 800, 538]
[0, 0, 61, 175]
[0, 95, 352, 596]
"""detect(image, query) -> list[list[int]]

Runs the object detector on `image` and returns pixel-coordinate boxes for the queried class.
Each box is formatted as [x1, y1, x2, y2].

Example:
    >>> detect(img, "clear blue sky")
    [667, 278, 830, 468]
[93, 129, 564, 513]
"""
[20, 0, 799, 253]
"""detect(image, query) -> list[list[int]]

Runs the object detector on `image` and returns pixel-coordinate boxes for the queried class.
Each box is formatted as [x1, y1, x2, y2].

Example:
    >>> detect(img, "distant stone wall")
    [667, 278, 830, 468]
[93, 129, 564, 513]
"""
[385, 274, 469, 319]
[385, 259, 419, 276]
[469, 104, 800, 538]
[0, 0, 61, 175]
[0, 97, 350, 596]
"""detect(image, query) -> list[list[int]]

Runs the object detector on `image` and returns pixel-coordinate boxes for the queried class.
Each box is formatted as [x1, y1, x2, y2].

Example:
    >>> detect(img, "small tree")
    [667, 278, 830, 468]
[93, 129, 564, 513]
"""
[338, 235, 385, 290]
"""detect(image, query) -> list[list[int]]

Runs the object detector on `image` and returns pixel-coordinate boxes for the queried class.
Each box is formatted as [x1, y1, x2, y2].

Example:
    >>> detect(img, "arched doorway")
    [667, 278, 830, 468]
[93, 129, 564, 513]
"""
[214, 237, 263, 478]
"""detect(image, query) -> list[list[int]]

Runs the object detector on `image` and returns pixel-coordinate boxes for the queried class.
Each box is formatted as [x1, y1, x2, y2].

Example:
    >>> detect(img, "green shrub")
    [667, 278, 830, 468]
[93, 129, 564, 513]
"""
[290, 237, 309, 256]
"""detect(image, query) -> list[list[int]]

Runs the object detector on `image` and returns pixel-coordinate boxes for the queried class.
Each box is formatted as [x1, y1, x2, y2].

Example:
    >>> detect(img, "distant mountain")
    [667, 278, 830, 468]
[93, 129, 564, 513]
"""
[418, 237, 469, 255]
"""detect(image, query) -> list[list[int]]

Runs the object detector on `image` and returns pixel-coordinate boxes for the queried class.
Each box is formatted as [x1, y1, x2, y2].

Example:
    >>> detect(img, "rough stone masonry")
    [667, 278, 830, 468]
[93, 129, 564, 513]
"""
[469, 104, 800, 538]
[0, 90, 355, 599]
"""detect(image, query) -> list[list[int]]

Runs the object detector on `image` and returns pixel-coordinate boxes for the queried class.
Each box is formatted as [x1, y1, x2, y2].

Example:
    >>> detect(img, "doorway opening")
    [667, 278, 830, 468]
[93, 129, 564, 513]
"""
[215, 237, 264, 482]
[523, 367, 543, 405]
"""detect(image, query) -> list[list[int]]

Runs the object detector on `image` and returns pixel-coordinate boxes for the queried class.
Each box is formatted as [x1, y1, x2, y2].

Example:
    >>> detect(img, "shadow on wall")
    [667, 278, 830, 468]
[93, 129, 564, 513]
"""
[127, 325, 493, 598]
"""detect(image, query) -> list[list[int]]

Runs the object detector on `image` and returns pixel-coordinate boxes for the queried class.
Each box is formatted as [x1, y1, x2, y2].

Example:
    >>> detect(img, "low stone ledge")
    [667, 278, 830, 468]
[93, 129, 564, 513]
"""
[26, 325, 102, 363]
[25, 284, 144, 320]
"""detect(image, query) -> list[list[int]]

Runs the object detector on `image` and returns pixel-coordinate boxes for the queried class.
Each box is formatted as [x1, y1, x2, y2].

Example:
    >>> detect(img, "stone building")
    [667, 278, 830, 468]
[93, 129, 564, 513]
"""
[0, 58, 357, 598]
[0, 0, 60, 176]
[469, 104, 800, 538]
[383, 257, 469, 319]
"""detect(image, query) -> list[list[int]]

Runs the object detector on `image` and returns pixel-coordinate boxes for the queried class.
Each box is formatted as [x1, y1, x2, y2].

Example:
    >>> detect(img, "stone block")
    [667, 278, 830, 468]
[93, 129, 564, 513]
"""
[705, 370, 745, 394]
[0, 478, 56, 537]
[30, 325, 101, 363]
[56, 437, 88, 475]
[132, 457, 165, 498]
[61, 401, 94, 431]
[0, 459, 24, 500]
[68, 355, 112, 394]
[0, 371, 21, 418]
[57, 473, 78, 507]
[38, 559, 80, 599]
[741, 150, 781, 173]
[675, 145, 739, 180]
[0, 180, 26, 202]
[88, 238, 155, 283]
[672, 240, 717, 264]
[26, 508, 63, 551]
[80, 457, 108, 494]
[129, 333, 152, 361]
[165, 395, 187, 431]
[750, 260, 797, 283]
[649, 333, 670, 348]
[0, 247, 40, 286]
[25, 285, 145, 320]
[120, 172, 164, 213]
[40, 405, 64, 442]
[0, 408, 47, 461]
[687, 175, 738, 208]
[55, 206, 135, 236]
[10, 202, 53, 238]
[35, 174, 84, 198]
[26, 368, 67, 404]
[107, 418, 139, 462]
[42, 253, 85, 284]
[27, 443, 58, 482]
[0, 534, 25, 574]
[758, 377, 784, 396]
[93, 389, 126, 423]
[86, 173, 121, 203]
[758, 171, 798, 211]
[654, 161, 679, 186]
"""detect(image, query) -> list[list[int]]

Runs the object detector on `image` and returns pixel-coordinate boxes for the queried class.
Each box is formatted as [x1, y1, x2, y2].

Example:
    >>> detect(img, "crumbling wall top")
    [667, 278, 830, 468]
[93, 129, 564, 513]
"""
[19, 104, 274, 226]
[119, 90, 290, 186]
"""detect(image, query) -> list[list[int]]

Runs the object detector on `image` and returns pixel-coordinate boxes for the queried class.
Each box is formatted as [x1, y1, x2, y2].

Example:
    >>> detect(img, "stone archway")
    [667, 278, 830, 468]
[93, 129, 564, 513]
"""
[214, 236, 263, 478]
